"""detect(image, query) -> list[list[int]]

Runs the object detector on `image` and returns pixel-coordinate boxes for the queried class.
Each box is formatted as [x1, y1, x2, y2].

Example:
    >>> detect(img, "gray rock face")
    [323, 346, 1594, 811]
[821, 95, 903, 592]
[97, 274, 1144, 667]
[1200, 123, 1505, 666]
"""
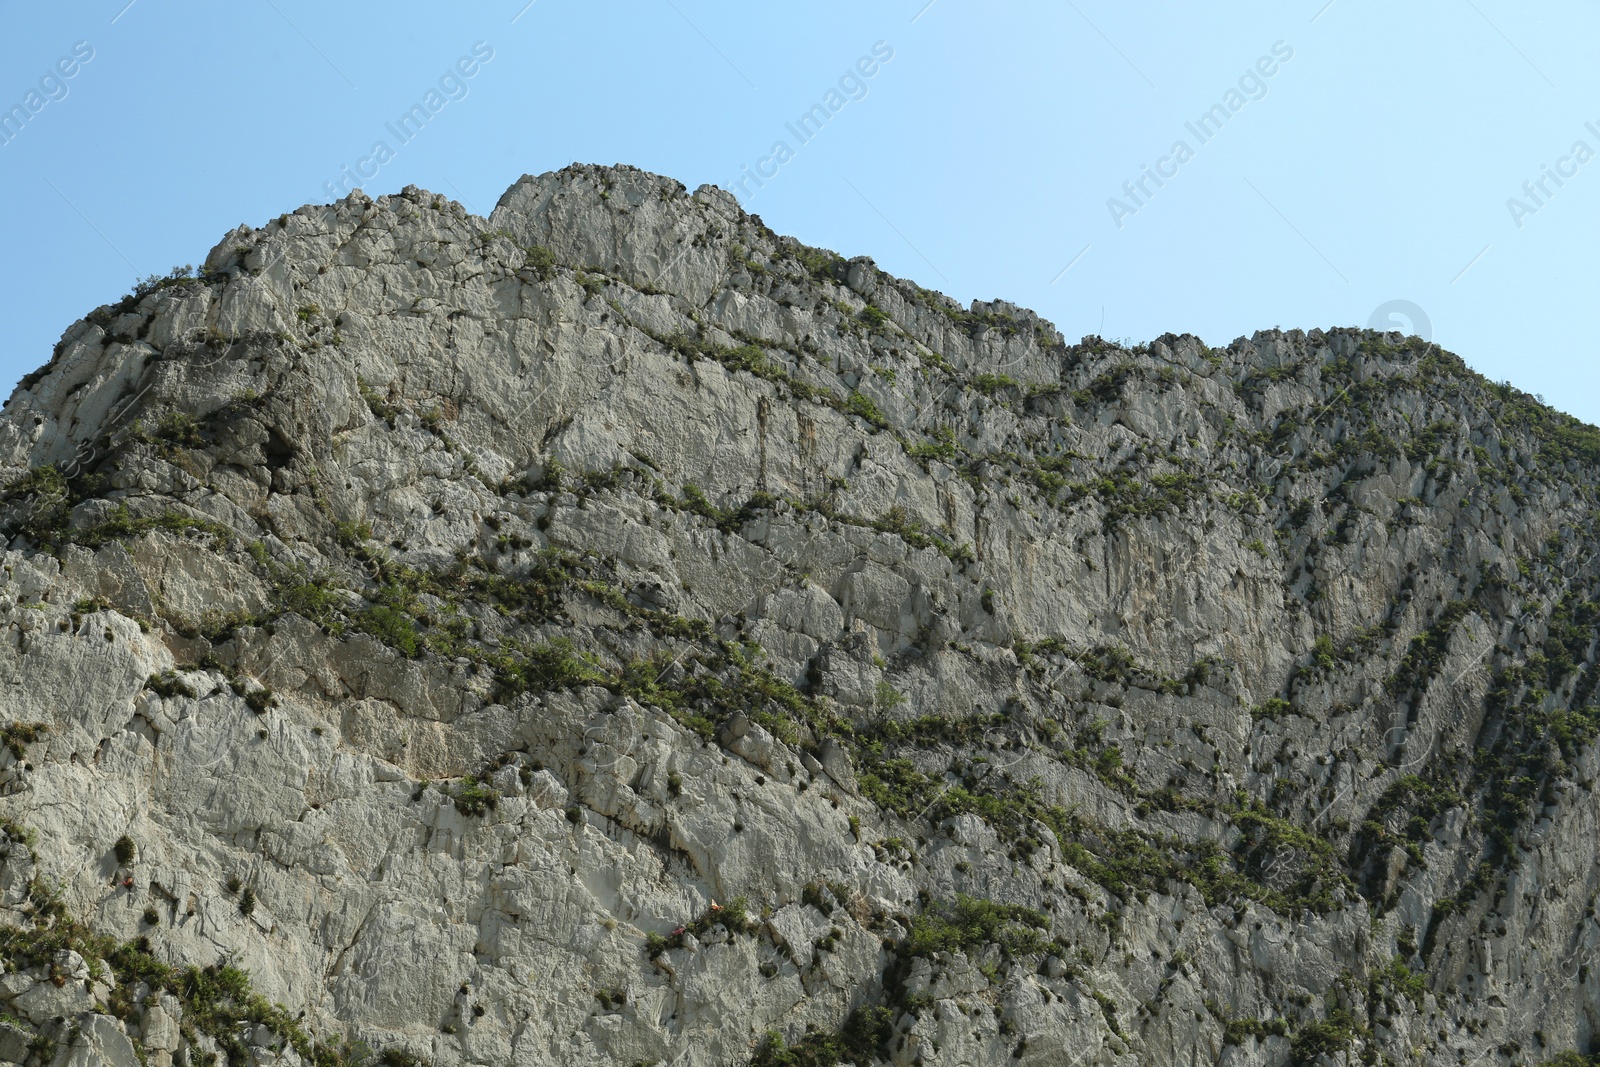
[0, 162, 1597, 1067]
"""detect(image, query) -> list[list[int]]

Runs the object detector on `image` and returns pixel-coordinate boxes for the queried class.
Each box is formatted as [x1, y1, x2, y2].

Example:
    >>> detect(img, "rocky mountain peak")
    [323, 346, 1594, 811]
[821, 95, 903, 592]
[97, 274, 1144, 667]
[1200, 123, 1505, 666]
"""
[0, 164, 1596, 1067]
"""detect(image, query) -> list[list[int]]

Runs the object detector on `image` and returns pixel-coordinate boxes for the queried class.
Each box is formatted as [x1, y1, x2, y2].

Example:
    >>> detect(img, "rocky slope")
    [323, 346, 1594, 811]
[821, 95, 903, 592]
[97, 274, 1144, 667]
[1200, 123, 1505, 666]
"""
[0, 163, 1598, 1067]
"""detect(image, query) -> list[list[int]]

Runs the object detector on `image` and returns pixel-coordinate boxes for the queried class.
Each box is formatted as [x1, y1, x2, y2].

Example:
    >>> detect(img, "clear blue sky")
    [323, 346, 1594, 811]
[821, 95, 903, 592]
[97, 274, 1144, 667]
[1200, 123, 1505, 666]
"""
[3, 2, 1596, 422]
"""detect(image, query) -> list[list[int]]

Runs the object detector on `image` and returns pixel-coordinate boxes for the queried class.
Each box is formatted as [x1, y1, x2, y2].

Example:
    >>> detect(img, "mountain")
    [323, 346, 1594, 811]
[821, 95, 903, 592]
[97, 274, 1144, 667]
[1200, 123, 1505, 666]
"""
[0, 163, 1597, 1067]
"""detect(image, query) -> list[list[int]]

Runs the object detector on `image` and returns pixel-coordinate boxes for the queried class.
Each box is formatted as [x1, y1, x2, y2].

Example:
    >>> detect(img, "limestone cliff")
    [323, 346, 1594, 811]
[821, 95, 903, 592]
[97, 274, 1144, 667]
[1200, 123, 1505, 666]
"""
[0, 163, 1597, 1067]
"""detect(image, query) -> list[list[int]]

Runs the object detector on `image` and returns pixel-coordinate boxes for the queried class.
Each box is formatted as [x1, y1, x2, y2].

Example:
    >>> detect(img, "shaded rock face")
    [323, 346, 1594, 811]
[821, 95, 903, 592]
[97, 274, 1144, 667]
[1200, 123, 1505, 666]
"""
[0, 162, 1597, 1067]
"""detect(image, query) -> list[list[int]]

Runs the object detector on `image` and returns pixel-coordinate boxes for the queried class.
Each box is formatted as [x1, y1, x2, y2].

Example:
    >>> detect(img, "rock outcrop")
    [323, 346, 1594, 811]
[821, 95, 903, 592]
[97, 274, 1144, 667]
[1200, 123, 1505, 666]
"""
[0, 163, 1597, 1067]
